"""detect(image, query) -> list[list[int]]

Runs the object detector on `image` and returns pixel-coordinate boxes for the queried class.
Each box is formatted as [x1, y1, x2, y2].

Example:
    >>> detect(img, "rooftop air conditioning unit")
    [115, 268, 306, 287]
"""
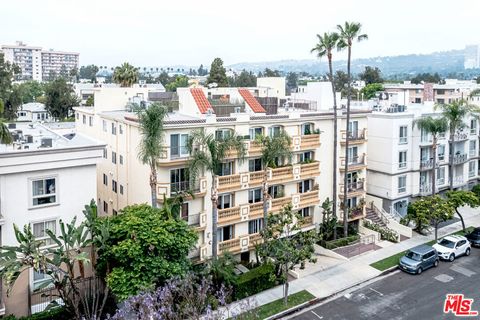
[40, 138, 52, 148]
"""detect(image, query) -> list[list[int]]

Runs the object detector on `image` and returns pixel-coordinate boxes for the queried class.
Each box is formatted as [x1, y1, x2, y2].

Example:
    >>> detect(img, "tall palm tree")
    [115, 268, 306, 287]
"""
[187, 129, 246, 260]
[137, 103, 168, 208]
[415, 116, 448, 195]
[311, 32, 340, 236]
[436, 99, 477, 190]
[113, 62, 139, 87]
[256, 130, 292, 226]
[337, 21, 368, 238]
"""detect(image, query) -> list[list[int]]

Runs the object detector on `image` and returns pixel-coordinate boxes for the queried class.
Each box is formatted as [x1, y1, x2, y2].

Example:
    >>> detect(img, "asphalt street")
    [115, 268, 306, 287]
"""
[289, 247, 480, 320]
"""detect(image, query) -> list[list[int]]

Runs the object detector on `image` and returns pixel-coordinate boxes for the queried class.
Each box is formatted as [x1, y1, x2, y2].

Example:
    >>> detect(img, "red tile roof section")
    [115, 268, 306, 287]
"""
[238, 88, 266, 113]
[190, 88, 213, 114]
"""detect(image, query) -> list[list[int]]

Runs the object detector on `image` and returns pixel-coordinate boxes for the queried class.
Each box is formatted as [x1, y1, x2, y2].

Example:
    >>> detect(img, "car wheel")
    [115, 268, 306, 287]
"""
[417, 267, 423, 275]
[449, 254, 455, 262]
[434, 259, 439, 267]
[465, 248, 471, 256]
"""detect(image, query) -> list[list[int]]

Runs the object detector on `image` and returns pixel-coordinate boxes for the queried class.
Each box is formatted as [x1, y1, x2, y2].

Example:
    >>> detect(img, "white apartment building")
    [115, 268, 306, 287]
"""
[464, 44, 480, 69]
[16, 103, 51, 122]
[0, 122, 104, 317]
[1, 41, 79, 82]
[367, 103, 479, 217]
[74, 82, 369, 263]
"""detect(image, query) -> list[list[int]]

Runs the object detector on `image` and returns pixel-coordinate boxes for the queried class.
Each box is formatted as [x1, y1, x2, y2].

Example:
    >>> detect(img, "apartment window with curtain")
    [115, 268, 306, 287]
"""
[268, 185, 284, 198]
[471, 119, 477, 135]
[217, 225, 234, 242]
[248, 188, 262, 203]
[398, 151, 407, 169]
[399, 126, 408, 144]
[420, 128, 430, 143]
[218, 161, 234, 176]
[218, 194, 232, 209]
[31, 177, 57, 206]
[298, 179, 312, 193]
[170, 134, 189, 158]
[32, 220, 56, 247]
[398, 176, 406, 193]
[249, 158, 262, 172]
[248, 218, 264, 234]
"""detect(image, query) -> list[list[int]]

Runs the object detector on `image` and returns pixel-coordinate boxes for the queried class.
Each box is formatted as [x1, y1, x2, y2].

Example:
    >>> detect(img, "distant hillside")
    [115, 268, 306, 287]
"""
[228, 49, 467, 77]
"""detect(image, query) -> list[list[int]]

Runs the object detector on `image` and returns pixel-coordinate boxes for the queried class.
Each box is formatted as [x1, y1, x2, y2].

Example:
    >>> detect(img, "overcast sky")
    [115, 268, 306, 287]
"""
[2, 0, 479, 67]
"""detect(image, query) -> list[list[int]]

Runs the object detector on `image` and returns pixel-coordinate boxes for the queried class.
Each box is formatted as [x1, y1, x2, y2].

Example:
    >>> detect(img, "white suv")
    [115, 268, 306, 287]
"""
[433, 235, 471, 262]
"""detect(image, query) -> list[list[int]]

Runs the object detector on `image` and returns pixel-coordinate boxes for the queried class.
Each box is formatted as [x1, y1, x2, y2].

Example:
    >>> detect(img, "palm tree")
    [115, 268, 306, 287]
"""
[187, 129, 246, 260]
[337, 21, 368, 238]
[311, 32, 340, 236]
[415, 116, 448, 195]
[113, 62, 139, 87]
[436, 99, 477, 190]
[137, 103, 168, 208]
[256, 130, 292, 226]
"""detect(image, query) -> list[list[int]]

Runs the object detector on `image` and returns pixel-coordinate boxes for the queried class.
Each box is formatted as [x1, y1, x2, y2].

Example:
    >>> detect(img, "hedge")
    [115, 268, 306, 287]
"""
[234, 263, 276, 300]
[2, 307, 70, 320]
[320, 235, 360, 249]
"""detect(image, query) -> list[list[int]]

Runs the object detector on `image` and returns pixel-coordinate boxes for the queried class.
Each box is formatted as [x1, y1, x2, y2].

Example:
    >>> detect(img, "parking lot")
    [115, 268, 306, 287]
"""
[290, 245, 480, 320]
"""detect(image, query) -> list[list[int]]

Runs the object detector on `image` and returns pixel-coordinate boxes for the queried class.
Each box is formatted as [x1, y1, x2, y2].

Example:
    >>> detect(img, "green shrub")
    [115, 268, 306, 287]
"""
[471, 184, 480, 199]
[320, 235, 360, 249]
[363, 220, 399, 243]
[1, 307, 71, 320]
[234, 263, 276, 300]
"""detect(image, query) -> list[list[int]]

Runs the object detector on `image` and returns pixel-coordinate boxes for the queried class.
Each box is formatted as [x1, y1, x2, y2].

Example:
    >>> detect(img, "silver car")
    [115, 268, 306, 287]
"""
[399, 244, 439, 274]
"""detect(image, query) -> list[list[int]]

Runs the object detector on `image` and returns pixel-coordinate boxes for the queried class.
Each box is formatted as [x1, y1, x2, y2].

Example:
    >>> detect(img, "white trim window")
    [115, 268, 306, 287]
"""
[437, 167, 445, 185]
[438, 145, 445, 161]
[398, 175, 407, 194]
[469, 161, 476, 178]
[268, 126, 282, 138]
[170, 134, 189, 158]
[469, 140, 476, 157]
[398, 151, 407, 169]
[249, 127, 263, 141]
[32, 177, 57, 206]
[399, 126, 407, 144]
[32, 269, 53, 291]
[470, 119, 477, 135]
[102, 120, 107, 132]
[32, 220, 56, 247]
[248, 218, 264, 234]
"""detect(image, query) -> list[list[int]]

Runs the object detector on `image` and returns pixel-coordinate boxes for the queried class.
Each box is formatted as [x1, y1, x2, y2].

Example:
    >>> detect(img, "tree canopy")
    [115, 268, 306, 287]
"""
[361, 83, 384, 99]
[113, 62, 139, 87]
[79, 65, 99, 82]
[359, 66, 383, 85]
[229, 70, 257, 87]
[410, 73, 444, 84]
[44, 78, 79, 119]
[207, 58, 228, 87]
[165, 75, 189, 92]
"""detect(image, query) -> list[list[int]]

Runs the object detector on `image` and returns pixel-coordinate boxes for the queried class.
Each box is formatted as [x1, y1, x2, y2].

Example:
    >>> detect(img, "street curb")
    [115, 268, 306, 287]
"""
[266, 266, 399, 320]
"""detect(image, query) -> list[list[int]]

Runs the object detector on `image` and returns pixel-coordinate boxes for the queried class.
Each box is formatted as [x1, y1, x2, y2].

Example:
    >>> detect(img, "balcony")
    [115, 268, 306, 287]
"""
[299, 215, 314, 227]
[269, 166, 294, 183]
[453, 176, 465, 187]
[340, 129, 367, 145]
[218, 206, 241, 224]
[248, 233, 263, 248]
[419, 183, 432, 196]
[339, 204, 366, 222]
[298, 134, 321, 150]
[157, 177, 207, 200]
[340, 154, 367, 171]
[299, 190, 320, 208]
[218, 238, 241, 254]
[339, 181, 365, 198]
[182, 212, 207, 230]
[451, 132, 469, 141]
[270, 196, 292, 212]
[420, 159, 435, 170]
[453, 153, 468, 165]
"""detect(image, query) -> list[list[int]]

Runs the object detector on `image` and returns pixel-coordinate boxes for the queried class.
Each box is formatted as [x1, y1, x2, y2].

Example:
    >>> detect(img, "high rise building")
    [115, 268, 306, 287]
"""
[464, 44, 480, 69]
[1, 41, 79, 82]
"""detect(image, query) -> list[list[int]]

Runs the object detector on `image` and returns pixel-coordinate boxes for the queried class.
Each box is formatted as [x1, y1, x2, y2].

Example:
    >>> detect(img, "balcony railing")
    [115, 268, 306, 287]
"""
[219, 238, 241, 254]
[299, 215, 314, 227]
[340, 154, 366, 169]
[299, 191, 319, 207]
[270, 166, 294, 183]
[218, 206, 241, 223]
[453, 153, 468, 165]
[300, 134, 321, 149]
[182, 213, 201, 227]
[249, 233, 263, 247]
[170, 181, 200, 194]
[341, 129, 367, 142]
[419, 183, 432, 195]
[270, 196, 291, 212]
[420, 159, 434, 170]
[453, 176, 465, 186]
[452, 132, 468, 141]
[217, 174, 241, 192]
[249, 171, 263, 185]
[340, 181, 365, 195]
[300, 162, 320, 177]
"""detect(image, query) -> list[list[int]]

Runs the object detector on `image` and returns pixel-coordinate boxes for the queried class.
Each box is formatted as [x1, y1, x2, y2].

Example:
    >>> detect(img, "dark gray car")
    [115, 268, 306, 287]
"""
[399, 244, 439, 274]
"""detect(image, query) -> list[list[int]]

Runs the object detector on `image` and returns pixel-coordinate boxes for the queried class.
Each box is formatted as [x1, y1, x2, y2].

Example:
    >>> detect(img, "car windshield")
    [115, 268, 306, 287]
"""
[438, 239, 455, 248]
[405, 251, 422, 261]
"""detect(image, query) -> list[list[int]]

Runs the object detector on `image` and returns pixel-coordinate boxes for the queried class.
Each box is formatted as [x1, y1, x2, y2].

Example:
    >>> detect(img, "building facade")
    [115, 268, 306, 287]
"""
[1, 41, 79, 82]
[367, 103, 479, 217]
[0, 123, 104, 317]
[74, 82, 370, 263]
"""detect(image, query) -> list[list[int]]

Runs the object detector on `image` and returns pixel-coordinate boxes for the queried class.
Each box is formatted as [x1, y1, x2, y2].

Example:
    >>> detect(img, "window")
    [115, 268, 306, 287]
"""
[437, 98, 445, 104]
[298, 179, 312, 193]
[399, 126, 407, 144]
[347, 197, 357, 208]
[119, 125, 123, 134]
[469, 140, 476, 157]
[119, 155, 123, 165]
[471, 119, 477, 135]
[347, 146, 358, 164]
[415, 98, 422, 103]
[112, 180, 117, 193]
[438, 145, 445, 161]
[218, 194, 232, 209]
[217, 225, 234, 242]
[398, 176, 406, 193]
[32, 178, 57, 206]
[249, 127, 263, 140]
[420, 129, 430, 143]
[113, 209, 118, 216]
[469, 161, 476, 178]
[111, 123, 116, 135]
[268, 185, 284, 199]
[219, 161, 233, 176]
[170, 134, 189, 158]
[170, 168, 190, 193]
[268, 126, 282, 138]
[215, 128, 232, 141]
[436, 89, 445, 95]
[32, 220, 56, 247]
[103, 174, 108, 186]
[89, 116, 93, 126]
[103, 148, 107, 159]
[248, 218, 264, 234]
[180, 203, 189, 221]
[112, 151, 117, 164]
[299, 151, 313, 163]
[348, 121, 359, 138]
[398, 151, 407, 169]
[120, 185, 124, 195]
[33, 269, 53, 291]
[437, 167, 445, 185]
[102, 120, 107, 132]
[82, 115, 86, 124]
[248, 188, 262, 203]
[298, 207, 311, 218]
[301, 123, 313, 135]
[249, 158, 262, 172]
[103, 201, 108, 214]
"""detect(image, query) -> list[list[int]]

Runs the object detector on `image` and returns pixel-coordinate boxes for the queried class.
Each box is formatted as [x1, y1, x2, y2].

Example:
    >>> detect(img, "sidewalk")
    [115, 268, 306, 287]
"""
[229, 206, 480, 314]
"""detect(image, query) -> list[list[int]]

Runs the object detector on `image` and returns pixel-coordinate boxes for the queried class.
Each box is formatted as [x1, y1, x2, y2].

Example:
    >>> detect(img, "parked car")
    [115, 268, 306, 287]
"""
[399, 244, 439, 275]
[465, 228, 480, 247]
[433, 235, 471, 262]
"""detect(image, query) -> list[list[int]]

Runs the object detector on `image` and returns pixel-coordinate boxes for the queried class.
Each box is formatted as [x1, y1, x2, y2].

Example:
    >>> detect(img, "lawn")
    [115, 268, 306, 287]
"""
[370, 226, 475, 271]
[254, 290, 314, 319]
